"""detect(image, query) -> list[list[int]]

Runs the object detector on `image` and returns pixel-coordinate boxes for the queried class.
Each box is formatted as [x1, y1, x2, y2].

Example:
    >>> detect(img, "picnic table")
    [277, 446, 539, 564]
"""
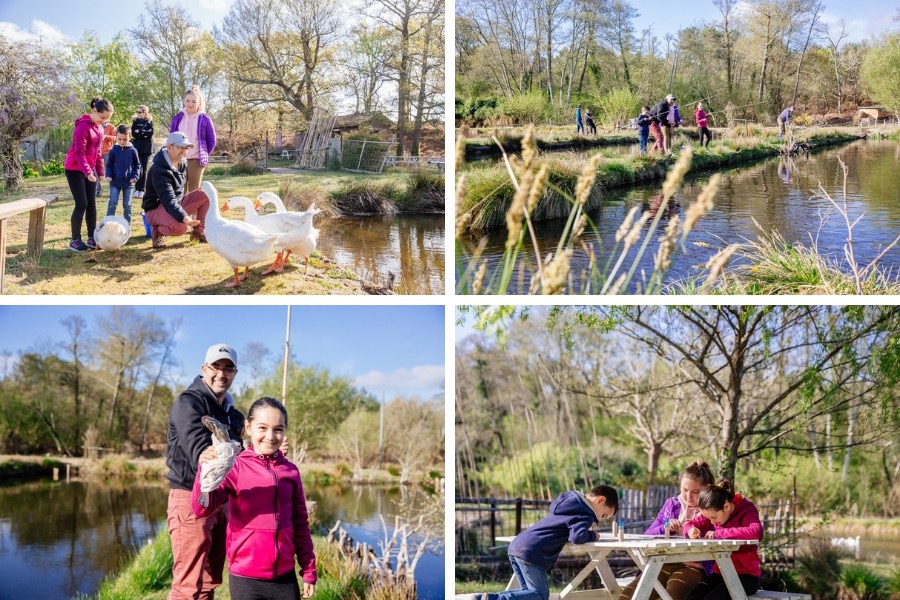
[497, 533, 759, 600]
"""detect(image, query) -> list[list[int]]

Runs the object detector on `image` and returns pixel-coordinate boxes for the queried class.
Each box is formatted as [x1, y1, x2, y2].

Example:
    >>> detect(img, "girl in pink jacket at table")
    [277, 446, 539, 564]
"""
[192, 397, 317, 600]
[684, 480, 763, 600]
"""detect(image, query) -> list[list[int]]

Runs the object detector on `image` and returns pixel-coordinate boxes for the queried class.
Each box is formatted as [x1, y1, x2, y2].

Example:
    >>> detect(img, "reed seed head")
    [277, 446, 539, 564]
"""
[542, 249, 572, 294]
[662, 146, 693, 200]
[616, 206, 641, 242]
[703, 243, 740, 289]
[455, 133, 466, 173]
[527, 165, 549, 215]
[521, 125, 537, 173]
[575, 154, 604, 206]
[682, 173, 720, 239]
[654, 215, 680, 272]
[505, 169, 533, 249]
[472, 260, 488, 295]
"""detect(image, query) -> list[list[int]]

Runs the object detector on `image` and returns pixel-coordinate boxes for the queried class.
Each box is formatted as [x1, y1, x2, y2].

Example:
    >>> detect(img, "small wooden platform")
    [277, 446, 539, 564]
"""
[0, 194, 58, 293]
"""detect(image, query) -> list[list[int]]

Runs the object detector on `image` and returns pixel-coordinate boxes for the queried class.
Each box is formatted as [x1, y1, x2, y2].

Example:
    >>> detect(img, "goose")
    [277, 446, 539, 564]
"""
[89, 215, 130, 262]
[255, 191, 322, 274]
[222, 194, 320, 275]
[202, 181, 279, 288]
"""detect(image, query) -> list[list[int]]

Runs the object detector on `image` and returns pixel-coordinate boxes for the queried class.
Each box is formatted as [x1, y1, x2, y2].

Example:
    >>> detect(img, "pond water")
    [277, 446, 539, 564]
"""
[0, 479, 444, 600]
[807, 530, 900, 564]
[319, 214, 445, 294]
[459, 139, 900, 293]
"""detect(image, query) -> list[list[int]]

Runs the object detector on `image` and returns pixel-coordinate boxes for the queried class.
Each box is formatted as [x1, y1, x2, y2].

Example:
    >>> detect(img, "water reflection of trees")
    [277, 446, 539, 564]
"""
[0, 481, 167, 596]
[319, 216, 444, 294]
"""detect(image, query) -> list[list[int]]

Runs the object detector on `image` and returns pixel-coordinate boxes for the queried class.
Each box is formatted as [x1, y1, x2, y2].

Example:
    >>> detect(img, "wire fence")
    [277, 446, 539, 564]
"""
[341, 139, 397, 174]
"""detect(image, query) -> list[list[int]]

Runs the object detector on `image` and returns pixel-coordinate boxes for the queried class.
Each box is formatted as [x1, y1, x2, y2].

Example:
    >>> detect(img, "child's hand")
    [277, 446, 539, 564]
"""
[130, 179, 136, 185]
[199, 446, 218, 465]
[302, 582, 315, 598]
[688, 527, 701, 539]
[704, 531, 716, 540]
[105, 177, 112, 182]
[667, 518, 682, 534]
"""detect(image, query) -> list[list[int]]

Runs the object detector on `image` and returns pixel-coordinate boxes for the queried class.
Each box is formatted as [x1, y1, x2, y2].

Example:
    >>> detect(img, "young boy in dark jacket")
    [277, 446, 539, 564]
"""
[482, 485, 618, 600]
[104, 125, 142, 223]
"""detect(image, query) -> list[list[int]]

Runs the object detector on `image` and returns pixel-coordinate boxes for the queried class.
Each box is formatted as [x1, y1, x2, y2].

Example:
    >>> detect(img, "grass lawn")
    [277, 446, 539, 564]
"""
[0, 168, 418, 295]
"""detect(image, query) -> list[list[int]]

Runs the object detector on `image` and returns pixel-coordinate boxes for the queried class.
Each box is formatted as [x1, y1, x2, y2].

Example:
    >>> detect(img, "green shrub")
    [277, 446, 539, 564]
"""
[428, 469, 442, 479]
[597, 87, 640, 128]
[500, 93, 549, 125]
[886, 567, 900, 593]
[795, 538, 844, 599]
[228, 159, 265, 176]
[841, 564, 886, 599]
[386, 465, 401, 477]
[22, 161, 39, 178]
[40, 159, 65, 176]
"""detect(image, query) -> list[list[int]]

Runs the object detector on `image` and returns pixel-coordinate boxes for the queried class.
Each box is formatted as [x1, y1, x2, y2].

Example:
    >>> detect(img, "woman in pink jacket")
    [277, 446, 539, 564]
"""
[192, 397, 317, 600]
[685, 480, 763, 600]
[63, 97, 114, 252]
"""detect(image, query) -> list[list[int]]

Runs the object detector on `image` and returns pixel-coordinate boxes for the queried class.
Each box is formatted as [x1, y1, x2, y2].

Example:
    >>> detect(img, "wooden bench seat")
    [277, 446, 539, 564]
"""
[455, 585, 811, 600]
[750, 591, 812, 600]
[0, 195, 58, 293]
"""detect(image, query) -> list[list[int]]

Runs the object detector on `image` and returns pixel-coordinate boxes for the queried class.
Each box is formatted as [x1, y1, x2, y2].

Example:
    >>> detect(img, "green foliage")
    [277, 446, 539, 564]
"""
[841, 564, 887, 599]
[21, 161, 39, 178]
[795, 538, 845, 598]
[428, 470, 442, 479]
[387, 465, 402, 477]
[457, 96, 501, 125]
[861, 33, 900, 115]
[256, 362, 378, 459]
[597, 88, 640, 128]
[40, 159, 65, 176]
[886, 567, 900, 593]
[499, 93, 549, 125]
[66, 32, 147, 120]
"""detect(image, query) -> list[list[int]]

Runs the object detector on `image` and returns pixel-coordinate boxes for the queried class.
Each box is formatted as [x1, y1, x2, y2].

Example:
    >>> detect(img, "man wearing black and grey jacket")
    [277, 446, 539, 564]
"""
[649, 94, 677, 154]
[166, 343, 244, 600]
[141, 131, 209, 249]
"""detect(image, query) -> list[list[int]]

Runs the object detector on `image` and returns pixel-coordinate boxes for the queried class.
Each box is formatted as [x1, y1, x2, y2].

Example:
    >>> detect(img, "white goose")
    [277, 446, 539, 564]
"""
[89, 215, 130, 262]
[256, 191, 322, 274]
[202, 181, 279, 288]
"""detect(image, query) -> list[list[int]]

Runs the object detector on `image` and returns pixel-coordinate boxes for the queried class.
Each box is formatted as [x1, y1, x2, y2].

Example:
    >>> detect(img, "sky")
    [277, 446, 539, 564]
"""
[1, 0, 896, 47]
[0, 305, 445, 399]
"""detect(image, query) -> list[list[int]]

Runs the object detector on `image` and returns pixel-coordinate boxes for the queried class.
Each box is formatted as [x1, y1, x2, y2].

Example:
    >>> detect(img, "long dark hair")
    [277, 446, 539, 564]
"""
[682, 460, 715, 486]
[698, 479, 736, 511]
[90, 97, 113, 114]
[247, 396, 288, 426]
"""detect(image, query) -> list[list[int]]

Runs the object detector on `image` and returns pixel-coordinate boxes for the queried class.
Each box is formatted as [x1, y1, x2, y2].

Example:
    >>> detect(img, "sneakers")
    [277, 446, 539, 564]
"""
[134, 190, 144, 199]
[86, 237, 97, 249]
[151, 226, 166, 249]
[68, 239, 90, 252]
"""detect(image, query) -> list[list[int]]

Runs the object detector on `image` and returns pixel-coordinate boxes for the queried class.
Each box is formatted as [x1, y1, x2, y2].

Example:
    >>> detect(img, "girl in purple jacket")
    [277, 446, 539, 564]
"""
[171, 85, 216, 193]
[618, 461, 716, 600]
[193, 397, 316, 600]
[63, 97, 114, 252]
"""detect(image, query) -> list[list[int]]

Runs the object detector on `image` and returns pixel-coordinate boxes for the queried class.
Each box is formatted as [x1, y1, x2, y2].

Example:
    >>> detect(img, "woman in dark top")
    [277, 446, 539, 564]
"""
[131, 105, 154, 198]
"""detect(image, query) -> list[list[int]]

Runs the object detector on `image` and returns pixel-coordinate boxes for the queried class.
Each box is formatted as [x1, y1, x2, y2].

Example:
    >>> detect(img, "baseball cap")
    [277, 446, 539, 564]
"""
[205, 343, 237, 367]
[666, 94, 676, 102]
[166, 131, 195, 148]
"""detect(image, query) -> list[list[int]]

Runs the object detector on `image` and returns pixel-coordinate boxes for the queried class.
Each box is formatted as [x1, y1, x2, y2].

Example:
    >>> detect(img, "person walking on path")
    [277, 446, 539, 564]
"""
[575, 105, 584, 135]
[63, 97, 114, 253]
[696, 102, 712, 148]
[777, 106, 794, 138]
[131, 105, 155, 199]
[170, 86, 217, 192]
[104, 124, 141, 223]
[166, 344, 245, 600]
[585, 109, 597, 135]
[141, 132, 210, 249]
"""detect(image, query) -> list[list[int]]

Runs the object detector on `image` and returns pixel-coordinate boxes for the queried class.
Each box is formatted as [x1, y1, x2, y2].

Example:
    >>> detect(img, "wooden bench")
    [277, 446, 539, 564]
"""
[456, 584, 811, 600]
[0, 195, 58, 293]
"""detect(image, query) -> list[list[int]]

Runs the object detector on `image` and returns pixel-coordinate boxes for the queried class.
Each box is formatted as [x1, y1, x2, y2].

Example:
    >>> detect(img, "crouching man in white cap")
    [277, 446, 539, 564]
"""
[165, 343, 244, 600]
[142, 131, 210, 249]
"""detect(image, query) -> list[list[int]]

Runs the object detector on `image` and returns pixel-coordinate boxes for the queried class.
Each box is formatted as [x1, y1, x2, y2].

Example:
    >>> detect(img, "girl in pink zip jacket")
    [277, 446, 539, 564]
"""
[684, 480, 763, 600]
[192, 397, 316, 599]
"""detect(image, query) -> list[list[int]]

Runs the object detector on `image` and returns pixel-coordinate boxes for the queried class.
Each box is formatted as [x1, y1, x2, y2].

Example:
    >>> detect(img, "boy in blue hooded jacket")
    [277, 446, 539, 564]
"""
[482, 485, 618, 600]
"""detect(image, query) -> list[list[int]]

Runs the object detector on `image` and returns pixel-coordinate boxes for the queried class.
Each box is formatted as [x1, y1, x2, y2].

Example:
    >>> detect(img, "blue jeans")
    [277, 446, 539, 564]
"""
[107, 185, 133, 223]
[487, 556, 550, 600]
[639, 131, 649, 154]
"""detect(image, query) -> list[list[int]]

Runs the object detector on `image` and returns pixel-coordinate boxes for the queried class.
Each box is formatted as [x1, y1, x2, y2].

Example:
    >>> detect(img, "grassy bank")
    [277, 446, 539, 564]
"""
[0, 167, 442, 294]
[79, 529, 397, 600]
[458, 128, 860, 234]
[0, 457, 65, 480]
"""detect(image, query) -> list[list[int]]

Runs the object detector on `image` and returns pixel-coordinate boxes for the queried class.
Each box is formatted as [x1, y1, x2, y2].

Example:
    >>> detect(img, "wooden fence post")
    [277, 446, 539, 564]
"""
[515, 498, 523, 534]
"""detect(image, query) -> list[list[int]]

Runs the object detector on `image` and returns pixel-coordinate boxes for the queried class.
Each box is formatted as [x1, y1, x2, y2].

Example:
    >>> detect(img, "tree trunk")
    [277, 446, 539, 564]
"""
[791, 1, 822, 107]
[809, 422, 820, 469]
[826, 413, 834, 470]
[841, 408, 856, 483]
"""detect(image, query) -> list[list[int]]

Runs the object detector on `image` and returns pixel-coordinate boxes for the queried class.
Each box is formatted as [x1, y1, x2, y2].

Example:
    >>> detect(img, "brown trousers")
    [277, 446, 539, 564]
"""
[618, 563, 706, 600]
[146, 189, 210, 237]
[186, 158, 206, 193]
[167, 488, 227, 600]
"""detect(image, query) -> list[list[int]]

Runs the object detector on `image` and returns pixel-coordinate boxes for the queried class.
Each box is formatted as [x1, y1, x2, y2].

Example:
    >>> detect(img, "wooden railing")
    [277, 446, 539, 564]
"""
[0, 195, 59, 293]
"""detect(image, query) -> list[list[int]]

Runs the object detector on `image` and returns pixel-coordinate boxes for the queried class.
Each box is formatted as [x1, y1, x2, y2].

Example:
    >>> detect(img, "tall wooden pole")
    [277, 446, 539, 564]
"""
[282, 306, 291, 403]
[378, 391, 385, 468]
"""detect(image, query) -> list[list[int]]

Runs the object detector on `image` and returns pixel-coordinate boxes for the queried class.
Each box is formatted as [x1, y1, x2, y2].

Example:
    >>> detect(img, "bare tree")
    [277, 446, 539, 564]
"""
[385, 397, 442, 483]
[713, 0, 740, 94]
[823, 20, 849, 112]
